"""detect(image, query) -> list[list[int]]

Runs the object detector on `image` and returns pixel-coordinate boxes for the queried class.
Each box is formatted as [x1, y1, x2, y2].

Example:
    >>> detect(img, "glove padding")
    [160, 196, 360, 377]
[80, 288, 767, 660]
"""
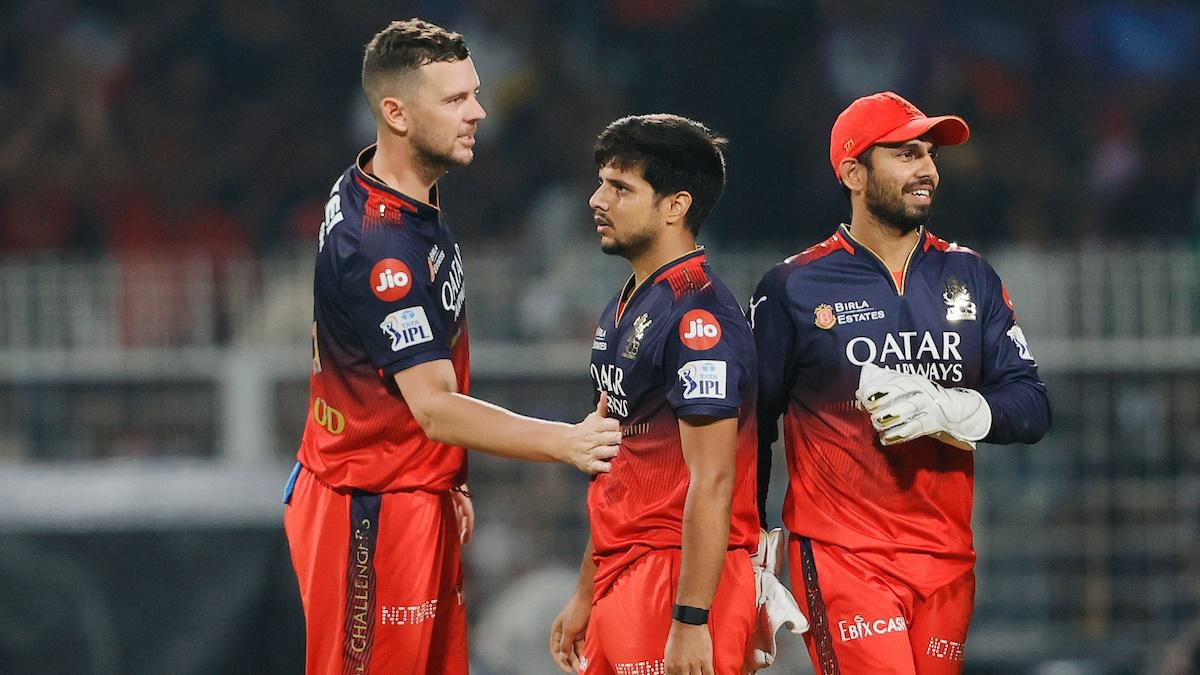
[743, 529, 808, 672]
[855, 363, 991, 451]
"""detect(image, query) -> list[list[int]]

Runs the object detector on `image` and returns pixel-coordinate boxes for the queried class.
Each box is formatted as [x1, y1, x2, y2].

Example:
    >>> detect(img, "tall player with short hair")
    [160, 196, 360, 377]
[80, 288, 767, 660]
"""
[751, 92, 1050, 674]
[283, 19, 621, 675]
[550, 115, 760, 675]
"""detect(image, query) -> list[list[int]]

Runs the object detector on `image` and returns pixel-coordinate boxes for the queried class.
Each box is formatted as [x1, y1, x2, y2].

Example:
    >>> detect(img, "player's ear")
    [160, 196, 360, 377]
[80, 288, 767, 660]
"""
[379, 97, 409, 135]
[840, 158, 866, 192]
[663, 191, 693, 226]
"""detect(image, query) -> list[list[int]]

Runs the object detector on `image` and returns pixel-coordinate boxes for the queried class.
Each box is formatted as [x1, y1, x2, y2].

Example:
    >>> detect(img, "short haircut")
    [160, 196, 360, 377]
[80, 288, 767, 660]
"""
[361, 18, 470, 115]
[594, 114, 728, 235]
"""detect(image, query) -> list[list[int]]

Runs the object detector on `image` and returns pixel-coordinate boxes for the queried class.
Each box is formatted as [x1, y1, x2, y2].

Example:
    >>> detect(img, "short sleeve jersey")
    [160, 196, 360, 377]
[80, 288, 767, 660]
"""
[296, 146, 470, 493]
[751, 225, 1047, 589]
[587, 249, 759, 598]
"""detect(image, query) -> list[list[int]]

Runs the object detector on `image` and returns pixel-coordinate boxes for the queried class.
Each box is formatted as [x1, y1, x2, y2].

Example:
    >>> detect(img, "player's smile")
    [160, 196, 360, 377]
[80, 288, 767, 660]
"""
[904, 183, 935, 205]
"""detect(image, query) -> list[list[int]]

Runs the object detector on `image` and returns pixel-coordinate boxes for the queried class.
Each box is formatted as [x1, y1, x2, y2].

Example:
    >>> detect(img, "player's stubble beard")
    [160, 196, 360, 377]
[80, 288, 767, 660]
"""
[864, 170, 932, 234]
[410, 126, 473, 178]
[598, 210, 657, 261]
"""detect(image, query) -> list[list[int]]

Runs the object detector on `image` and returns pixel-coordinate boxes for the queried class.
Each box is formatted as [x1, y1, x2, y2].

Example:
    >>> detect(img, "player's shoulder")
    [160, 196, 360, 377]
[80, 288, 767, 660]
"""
[922, 229, 1000, 277]
[652, 256, 744, 324]
[784, 229, 856, 269]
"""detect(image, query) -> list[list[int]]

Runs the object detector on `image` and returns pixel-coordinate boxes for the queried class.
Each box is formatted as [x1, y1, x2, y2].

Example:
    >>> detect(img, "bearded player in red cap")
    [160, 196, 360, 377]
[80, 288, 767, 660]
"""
[749, 92, 1050, 674]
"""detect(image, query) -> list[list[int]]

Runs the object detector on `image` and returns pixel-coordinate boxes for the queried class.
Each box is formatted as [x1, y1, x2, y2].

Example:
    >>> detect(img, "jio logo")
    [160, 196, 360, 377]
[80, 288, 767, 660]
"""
[679, 309, 721, 350]
[371, 258, 413, 302]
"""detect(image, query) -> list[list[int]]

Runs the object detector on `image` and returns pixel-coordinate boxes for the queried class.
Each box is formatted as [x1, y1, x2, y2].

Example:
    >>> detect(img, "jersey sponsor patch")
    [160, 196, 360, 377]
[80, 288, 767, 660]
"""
[678, 360, 727, 400]
[380, 306, 434, 351]
[371, 258, 413, 302]
[814, 303, 835, 329]
[1007, 324, 1035, 362]
[679, 309, 721, 349]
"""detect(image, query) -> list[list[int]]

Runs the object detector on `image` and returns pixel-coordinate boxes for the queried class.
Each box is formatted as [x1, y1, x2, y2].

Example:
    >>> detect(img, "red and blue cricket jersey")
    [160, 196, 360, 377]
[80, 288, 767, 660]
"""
[752, 225, 1049, 592]
[587, 248, 760, 598]
[296, 146, 470, 494]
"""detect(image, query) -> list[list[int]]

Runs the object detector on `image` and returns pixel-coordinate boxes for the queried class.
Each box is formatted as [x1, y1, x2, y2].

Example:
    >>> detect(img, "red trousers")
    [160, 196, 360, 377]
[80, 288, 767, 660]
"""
[581, 548, 756, 675]
[790, 536, 974, 675]
[284, 466, 467, 675]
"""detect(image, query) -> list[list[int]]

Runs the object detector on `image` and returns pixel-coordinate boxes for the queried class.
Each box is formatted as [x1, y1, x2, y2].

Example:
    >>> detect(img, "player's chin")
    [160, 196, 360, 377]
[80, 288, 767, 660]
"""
[599, 236, 623, 255]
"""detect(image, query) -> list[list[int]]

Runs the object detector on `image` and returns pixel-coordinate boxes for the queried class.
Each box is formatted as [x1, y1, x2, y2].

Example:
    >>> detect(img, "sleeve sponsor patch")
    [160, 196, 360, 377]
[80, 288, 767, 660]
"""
[678, 360, 727, 400]
[380, 306, 434, 351]
[1007, 324, 1035, 362]
[679, 309, 722, 350]
[371, 258, 413, 302]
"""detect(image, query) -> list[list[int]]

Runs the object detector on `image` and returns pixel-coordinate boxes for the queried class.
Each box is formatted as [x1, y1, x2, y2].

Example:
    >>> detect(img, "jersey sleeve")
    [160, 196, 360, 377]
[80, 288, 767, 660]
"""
[336, 227, 452, 376]
[662, 290, 752, 420]
[749, 264, 801, 523]
[975, 258, 1051, 444]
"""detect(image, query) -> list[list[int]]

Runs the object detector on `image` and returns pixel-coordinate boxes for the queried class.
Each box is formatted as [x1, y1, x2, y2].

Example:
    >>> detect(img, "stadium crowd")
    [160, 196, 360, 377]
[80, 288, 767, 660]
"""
[2, 0, 1198, 259]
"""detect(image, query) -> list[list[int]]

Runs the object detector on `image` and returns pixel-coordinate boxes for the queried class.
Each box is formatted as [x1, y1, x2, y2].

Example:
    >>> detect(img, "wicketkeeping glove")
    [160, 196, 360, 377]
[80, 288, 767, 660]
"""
[855, 363, 991, 451]
[743, 528, 808, 672]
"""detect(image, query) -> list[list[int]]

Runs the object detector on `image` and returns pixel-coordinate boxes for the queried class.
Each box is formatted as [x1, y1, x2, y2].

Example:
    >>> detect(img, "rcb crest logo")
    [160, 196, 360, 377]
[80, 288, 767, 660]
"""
[622, 313, 653, 359]
[943, 277, 977, 321]
[814, 304, 835, 330]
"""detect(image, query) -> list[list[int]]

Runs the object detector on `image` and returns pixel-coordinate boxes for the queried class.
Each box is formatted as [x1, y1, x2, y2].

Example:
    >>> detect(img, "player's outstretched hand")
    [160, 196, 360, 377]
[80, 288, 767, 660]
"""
[665, 621, 714, 675]
[550, 588, 592, 673]
[855, 363, 990, 451]
[567, 391, 621, 474]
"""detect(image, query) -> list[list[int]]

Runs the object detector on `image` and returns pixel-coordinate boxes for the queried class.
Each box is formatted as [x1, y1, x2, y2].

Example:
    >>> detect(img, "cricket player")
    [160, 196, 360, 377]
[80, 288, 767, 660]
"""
[283, 19, 621, 675]
[549, 114, 759, 675]
[751, 92, 1051, 674]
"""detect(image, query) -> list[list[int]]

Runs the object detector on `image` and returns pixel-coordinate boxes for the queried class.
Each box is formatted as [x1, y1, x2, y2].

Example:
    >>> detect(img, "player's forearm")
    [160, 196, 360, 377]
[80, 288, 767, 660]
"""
[676, 470, 733, 609]
[981, 380, 1051, 445]
[755, 410, 780, 527]
[574, 537, 597, 598]
[418, 391, 572, 462]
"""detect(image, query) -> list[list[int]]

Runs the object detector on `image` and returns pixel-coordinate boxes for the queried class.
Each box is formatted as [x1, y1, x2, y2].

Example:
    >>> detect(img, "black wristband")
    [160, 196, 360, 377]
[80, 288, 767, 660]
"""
[672, 604, 709, 625]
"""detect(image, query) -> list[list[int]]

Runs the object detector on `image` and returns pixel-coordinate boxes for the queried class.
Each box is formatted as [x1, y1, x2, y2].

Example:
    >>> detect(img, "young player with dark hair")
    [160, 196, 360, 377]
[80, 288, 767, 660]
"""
[550, 114, 762, 675]
[283, 19, 621, 675]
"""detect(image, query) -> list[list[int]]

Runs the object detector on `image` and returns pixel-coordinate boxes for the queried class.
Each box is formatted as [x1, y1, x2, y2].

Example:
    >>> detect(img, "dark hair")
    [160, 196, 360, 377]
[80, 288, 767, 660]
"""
[594, 114, 728, 235]
[362, 19, 470, 106]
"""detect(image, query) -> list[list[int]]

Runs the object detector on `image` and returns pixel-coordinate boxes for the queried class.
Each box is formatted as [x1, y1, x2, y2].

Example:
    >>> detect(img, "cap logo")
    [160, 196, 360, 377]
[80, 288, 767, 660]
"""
[844, 139, 855, 153]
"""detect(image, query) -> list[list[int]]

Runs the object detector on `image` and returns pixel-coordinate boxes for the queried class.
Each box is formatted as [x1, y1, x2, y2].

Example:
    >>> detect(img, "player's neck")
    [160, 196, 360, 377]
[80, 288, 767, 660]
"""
[846, 211, 921, 272]
[629, 235, 697, 286]
[369, 136, 443, 205]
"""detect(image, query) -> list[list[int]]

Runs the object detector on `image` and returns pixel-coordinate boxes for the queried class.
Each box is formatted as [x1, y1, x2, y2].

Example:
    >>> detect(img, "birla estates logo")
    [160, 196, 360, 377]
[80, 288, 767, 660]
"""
[679, 309, 721, 350]
[814, 303, 835, 330]
[371, 258, 412, 302]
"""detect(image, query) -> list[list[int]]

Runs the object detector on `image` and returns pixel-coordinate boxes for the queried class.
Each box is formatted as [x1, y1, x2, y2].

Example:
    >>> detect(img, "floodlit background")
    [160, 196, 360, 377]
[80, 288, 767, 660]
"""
[2, 1, 1199, 673]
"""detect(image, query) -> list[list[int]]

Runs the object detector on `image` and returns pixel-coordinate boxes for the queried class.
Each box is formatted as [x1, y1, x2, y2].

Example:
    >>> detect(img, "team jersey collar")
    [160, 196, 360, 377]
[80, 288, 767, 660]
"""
[839, 223, 925, 295]
[353, 145, 441, 220]
[615, 246, 706, 324]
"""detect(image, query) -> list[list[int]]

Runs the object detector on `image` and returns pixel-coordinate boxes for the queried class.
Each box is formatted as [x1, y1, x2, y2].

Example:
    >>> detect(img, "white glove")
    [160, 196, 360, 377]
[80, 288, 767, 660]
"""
[855, 363, 991, 451]
[743, 529, 808, 672]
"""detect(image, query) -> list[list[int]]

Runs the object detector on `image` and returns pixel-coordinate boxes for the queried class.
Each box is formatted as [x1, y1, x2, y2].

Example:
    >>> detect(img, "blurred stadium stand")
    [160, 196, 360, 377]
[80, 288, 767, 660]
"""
[2, 0, 1199, 673]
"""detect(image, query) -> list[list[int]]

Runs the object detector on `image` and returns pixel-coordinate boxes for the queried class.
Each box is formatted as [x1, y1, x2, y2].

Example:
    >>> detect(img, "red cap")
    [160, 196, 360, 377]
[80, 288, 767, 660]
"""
[830, 91, 970, 181]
